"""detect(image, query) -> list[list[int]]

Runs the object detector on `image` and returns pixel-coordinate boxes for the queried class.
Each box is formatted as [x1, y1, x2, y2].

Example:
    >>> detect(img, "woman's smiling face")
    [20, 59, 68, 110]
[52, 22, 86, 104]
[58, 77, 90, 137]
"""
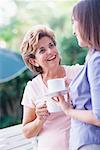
[34, 36, 60, 72]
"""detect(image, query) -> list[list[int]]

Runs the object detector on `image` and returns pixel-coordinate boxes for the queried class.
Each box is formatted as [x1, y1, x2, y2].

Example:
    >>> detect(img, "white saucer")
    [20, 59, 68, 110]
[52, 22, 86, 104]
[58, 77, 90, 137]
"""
[45, 89, 67, 98]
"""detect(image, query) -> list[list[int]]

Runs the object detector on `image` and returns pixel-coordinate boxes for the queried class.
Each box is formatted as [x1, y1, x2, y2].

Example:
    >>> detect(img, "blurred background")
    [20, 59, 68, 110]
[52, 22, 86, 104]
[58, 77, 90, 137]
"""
[0, 0, 87, 129]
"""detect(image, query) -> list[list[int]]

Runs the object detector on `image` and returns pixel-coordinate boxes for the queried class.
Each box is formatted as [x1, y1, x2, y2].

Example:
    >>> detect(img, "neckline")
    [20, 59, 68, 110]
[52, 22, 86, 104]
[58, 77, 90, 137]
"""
[39, 65, 67, 89]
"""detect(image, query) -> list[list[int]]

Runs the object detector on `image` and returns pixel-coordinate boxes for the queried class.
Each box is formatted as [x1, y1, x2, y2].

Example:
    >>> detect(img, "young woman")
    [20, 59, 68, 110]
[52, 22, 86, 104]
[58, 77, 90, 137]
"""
[54, 0, 100, 150]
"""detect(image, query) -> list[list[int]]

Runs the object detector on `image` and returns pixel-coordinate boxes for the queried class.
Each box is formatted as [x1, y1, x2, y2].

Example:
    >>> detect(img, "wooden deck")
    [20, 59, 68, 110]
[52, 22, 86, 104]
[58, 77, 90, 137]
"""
[0, 124, 38, 150]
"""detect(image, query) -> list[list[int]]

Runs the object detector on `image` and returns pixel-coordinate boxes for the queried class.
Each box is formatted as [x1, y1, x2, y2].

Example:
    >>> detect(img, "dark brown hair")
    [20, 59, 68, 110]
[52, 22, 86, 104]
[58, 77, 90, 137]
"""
[72, 0, 100, 50]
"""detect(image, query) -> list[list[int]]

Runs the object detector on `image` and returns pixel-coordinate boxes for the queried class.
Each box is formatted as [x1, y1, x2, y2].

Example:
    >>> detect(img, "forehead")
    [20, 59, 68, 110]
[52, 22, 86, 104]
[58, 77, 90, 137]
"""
[38, 36, 52, 48]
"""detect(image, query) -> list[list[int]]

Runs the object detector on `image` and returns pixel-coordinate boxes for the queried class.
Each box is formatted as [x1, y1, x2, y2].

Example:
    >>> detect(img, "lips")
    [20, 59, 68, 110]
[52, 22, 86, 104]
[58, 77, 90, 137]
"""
[47, 55, 56, 61]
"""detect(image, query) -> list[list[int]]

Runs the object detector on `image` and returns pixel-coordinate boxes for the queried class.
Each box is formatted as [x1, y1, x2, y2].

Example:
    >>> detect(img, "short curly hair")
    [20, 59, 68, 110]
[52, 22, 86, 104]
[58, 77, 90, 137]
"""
[20, 25, 56, 74]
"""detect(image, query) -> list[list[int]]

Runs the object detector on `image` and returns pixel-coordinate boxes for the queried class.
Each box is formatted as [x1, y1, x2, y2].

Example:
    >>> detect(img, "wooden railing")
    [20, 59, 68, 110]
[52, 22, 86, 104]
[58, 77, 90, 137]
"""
[0, 124, 37, 150]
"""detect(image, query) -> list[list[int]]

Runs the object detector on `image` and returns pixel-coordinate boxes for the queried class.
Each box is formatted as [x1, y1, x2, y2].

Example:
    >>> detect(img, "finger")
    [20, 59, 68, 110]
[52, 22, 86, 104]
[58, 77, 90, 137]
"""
[38, 111, 49, 116]
[64, 78, 72, 87]
[58, 92, 64, 98]
[56, 93, 65, 102]
[36, 103, 47, 109]
[52, 97, 59, 102]
[36, 107, 48, 113]
[67, 92, 71, 103]
[67, 92, 70, 99]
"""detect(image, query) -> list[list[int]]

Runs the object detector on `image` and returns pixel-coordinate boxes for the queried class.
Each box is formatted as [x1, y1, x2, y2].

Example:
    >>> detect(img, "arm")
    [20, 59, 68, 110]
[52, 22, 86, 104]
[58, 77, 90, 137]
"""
[88, 55, 100, 120]
[66, 108, 100, 126]
[21, 80, 50, 138]
[56, 55, 100, 126]
[56, 94, 100, 126]
[22, 102, 50, 138]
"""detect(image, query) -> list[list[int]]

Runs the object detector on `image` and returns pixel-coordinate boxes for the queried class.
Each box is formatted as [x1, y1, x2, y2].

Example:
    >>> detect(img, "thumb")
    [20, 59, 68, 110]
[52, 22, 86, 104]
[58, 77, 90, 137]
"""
[64, 77, 71, 87]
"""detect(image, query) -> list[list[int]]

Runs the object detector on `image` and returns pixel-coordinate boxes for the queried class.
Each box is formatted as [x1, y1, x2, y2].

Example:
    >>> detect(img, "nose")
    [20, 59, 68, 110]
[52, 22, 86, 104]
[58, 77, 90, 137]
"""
[47, 47, 52, 54]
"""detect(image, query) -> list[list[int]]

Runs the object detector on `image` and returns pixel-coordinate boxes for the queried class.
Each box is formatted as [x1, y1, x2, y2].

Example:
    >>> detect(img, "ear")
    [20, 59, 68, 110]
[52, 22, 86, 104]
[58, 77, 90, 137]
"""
[29, 58, 39, 67]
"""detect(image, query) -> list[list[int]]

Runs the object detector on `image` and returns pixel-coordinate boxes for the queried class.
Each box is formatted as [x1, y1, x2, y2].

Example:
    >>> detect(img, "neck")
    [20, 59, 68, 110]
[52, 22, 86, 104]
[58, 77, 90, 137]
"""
[41, 65, 65, 85]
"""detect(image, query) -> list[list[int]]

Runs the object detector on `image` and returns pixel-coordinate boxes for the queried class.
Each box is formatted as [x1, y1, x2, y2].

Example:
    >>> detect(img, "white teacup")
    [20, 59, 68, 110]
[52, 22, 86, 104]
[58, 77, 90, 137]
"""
[46, 99, 62, 113]
[45, 78, 66, 112]
[36, 99, 62, 113]
[47, 78, 66, 95]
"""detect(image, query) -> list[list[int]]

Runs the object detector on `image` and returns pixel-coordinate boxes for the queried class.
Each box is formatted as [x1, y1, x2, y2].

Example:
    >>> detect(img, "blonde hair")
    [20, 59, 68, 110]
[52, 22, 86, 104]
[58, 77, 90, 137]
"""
[20, 25, 56, 73]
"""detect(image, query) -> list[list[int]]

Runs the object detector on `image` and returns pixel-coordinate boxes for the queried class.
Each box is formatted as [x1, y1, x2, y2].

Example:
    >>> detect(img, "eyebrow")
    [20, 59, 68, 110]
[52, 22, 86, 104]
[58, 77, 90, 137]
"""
[39, 46, 45, 50]
[38, 41, 54, 51]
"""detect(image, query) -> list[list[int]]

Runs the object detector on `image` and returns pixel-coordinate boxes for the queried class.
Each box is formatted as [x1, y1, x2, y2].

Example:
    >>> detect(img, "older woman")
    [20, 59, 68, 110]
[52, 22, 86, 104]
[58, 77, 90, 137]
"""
[20, 25, 82, 150]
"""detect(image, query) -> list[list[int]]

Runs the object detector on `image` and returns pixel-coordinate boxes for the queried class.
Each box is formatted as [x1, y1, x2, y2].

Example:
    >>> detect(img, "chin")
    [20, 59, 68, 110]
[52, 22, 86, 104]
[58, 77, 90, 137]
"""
[78, 41, 86, 48]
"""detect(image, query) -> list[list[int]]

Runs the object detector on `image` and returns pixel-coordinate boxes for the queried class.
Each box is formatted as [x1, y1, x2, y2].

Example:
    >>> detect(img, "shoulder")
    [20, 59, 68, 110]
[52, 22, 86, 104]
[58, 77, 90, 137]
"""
[22, 74, 42, 104]
[25, 74, 41, 91]
[87, 51, 100, 79]
[63, 64, 83, 79]
[63, 64, 83, 71]
[27, 74, 40, 85]
[88, 51, 100, 67]
[63, 64, 83, 73]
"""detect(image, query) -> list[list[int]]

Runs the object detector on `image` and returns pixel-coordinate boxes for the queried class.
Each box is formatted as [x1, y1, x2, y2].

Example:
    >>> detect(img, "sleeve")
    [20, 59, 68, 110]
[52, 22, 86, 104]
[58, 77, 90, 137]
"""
[88, 55, 100, 120]
[21, 81, 36, 108]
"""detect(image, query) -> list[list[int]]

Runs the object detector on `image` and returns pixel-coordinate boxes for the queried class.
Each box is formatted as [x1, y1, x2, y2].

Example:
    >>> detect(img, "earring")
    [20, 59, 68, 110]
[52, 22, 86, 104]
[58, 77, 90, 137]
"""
[35, 63, 39, 67]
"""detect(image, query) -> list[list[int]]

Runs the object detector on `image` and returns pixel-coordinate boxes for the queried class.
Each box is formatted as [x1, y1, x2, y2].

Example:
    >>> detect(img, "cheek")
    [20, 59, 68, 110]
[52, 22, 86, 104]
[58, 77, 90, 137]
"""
[72, 25, 75, 35]
[35, 56, 42, 65]
[77, 38, 87, 47]
[54, 48, 59, 55]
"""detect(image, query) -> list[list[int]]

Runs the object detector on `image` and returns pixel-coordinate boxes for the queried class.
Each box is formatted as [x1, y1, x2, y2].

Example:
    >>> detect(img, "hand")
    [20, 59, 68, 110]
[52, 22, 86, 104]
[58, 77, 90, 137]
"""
[64, 77, 72, 88]
[64, 77, 72, 97]
[36, 101, 50, 121]
[52, 92, 72, 114]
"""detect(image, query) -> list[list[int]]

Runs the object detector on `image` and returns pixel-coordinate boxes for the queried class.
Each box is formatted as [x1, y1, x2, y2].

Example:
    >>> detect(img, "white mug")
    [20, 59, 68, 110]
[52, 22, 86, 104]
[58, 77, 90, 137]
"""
[36, 99, 61, 113]
[46, 98, 62, 113]
[47, 78, 66, 94]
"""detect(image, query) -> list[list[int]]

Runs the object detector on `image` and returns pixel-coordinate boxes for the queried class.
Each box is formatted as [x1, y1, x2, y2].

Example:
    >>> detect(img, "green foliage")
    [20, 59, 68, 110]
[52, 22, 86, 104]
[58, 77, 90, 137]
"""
[0, 70, 33, 128]
[0, 0, 79, 52]
[0, 0, 87, 128]
[59, 36, 87, 65]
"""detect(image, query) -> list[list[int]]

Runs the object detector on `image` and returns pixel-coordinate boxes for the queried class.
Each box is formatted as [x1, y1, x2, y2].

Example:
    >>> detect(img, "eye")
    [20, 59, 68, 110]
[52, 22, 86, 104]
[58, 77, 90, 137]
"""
[49, 42, 55, 49]
[71, 19, 74, 25]
[39, 47, 46, 54]
[71, 17, 75, 25]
